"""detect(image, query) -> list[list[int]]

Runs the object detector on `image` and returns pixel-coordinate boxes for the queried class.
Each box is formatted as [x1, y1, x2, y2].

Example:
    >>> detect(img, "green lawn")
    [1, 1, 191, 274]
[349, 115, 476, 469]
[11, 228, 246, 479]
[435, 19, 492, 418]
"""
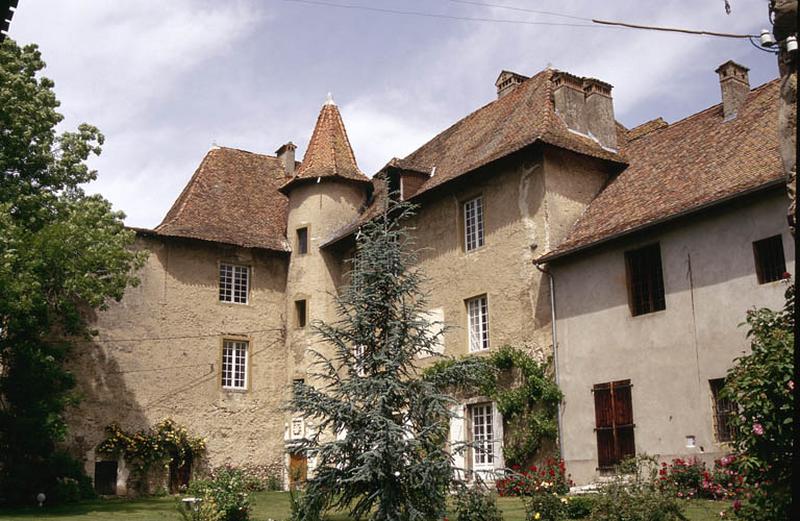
[0, 492, 727, 521]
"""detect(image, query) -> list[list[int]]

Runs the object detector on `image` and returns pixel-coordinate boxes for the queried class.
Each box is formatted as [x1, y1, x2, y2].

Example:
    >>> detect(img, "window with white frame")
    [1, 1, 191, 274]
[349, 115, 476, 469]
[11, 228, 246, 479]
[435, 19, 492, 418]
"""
[467, 295, 489, 352]
[221, 339, 248, 390]
[470, 403, 495, 468]
[353, 344, 366, 376]
[463, 196, 485, 252]
[219, 263, 249, 304]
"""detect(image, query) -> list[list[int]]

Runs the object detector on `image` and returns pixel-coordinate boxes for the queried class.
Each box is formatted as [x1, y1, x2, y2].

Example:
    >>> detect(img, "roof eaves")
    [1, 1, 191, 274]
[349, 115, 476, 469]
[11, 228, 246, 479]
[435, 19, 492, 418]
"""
[535, 178, 785, 264]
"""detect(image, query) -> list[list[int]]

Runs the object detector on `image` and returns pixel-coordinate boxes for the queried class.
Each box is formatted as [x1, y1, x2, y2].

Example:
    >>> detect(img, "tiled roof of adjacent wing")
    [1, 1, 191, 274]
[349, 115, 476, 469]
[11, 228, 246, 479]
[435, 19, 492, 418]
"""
[279, 100, 370, 194]
[399, 68, 625, 196]
[538, 79, 782, 263]
[155, 147, 291, 252]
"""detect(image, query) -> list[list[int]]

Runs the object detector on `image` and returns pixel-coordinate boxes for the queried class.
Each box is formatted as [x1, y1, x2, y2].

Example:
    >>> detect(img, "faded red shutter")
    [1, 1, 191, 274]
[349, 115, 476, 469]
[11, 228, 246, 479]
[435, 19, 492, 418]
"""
[594, 380, 636, 470]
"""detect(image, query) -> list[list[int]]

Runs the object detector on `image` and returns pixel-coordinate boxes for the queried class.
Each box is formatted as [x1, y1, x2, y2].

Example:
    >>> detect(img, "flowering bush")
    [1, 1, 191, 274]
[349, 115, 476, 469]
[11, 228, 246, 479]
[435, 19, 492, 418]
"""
[656, 456, 744, 500]
[720, 277, 793, 520]
[524, 492, 569, 521]
[496, 458, 572, 497]
[589, 455, 686, 521]
[187, 467, 251, 521]
[97, 418, 206, 494]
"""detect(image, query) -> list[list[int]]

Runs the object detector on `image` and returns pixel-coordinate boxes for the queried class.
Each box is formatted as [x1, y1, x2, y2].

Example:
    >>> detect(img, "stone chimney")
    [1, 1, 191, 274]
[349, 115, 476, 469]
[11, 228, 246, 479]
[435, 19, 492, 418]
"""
[552, 71, 588, 135]
[495, 70, 529, 99]
[275, 142, 297, 177]
[583, 78, 617, 149]
[715, 60, 750, 120]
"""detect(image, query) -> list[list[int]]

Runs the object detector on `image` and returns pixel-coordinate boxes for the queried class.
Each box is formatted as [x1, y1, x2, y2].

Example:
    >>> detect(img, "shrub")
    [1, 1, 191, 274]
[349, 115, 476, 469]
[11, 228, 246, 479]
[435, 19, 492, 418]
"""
[524, 492, 567, 521]
[187, 467, 251, 521]
[209, 463, 283, 492]
[564, 495, 595, 519]
[589, 456, 687, 521]
[452, 486, 504, 521]
[177, 496, 224, 521]
[720, 277, 793, 520]
[496, 459, 572, 497]
[656, 456, 744, 501]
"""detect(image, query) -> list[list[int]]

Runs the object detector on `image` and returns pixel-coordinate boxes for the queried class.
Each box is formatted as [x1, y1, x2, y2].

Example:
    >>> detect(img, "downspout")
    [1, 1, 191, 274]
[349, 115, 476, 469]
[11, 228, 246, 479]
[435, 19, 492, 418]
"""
[536, 263, 565, 460]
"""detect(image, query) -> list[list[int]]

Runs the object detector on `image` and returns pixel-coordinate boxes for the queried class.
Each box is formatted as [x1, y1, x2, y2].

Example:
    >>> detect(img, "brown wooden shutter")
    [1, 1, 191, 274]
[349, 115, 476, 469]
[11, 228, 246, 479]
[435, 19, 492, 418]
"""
[593, 380, 635, 470]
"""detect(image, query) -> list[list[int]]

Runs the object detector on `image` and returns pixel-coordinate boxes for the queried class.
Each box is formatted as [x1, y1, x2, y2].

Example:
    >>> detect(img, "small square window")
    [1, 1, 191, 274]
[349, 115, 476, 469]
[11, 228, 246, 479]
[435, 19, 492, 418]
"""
[222, 339, 248, 390]
[295, 299, 307, 328]
[466, 295, 489, 352]
[753, 235, 786, 284]
[625, 243, 665, 316]
[297, 227, 309, 255]
[463, 196, 485, 252]
[219, 263, 249, 304]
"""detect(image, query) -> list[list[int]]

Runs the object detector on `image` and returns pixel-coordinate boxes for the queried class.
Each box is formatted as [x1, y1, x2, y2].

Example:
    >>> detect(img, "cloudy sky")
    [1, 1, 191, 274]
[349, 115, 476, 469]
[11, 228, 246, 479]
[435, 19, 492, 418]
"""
[10, 0, 779, 228]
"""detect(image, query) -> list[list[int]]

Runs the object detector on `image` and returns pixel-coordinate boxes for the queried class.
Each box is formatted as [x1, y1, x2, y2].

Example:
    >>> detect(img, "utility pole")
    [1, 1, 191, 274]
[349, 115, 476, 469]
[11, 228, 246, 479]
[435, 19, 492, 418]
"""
[767, 1, 798, 238]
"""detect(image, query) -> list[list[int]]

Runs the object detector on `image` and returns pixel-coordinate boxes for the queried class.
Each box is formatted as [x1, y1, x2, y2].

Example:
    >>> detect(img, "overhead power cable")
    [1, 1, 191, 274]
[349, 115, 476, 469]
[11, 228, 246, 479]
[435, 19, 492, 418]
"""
[591, 18, 757, 39]
[281, 0, 760, 39]
[280, 0, 602, 28]
[443, 0, 591, 22]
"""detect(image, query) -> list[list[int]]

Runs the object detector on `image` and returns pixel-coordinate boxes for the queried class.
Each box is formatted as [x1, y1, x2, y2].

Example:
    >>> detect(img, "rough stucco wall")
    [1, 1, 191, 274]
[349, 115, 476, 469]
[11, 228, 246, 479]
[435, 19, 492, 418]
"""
[409, 148, 611, 362]
[66, 235, 289, 492]
[552, 192, 794, 485]
[283, 180, 367, 472]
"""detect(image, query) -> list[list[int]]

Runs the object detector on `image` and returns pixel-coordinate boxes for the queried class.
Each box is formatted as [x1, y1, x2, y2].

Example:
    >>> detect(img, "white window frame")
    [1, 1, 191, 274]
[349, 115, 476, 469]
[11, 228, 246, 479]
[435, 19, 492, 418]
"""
[469, 403, 495, 469]
[467, 295, 489, 352]
[463, 196, 485, 252]
[219, 263, 250, 304]
[353, 344, 366, 376]
[221, 339, 248, 390]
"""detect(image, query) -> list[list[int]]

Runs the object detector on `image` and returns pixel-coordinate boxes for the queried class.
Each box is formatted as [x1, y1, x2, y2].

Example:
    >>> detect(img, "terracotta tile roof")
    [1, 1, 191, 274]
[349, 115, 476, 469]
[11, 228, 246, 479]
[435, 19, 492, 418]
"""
[538, 79, 783, 263]
[279, 98, 370, 194]
[155, 147, 291, 251]
[399, 68, 625, 196]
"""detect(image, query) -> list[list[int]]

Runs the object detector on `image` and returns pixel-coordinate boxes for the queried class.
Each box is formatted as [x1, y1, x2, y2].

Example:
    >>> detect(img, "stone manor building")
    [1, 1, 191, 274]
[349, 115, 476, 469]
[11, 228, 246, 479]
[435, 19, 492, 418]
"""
[67, 60, 793, 493]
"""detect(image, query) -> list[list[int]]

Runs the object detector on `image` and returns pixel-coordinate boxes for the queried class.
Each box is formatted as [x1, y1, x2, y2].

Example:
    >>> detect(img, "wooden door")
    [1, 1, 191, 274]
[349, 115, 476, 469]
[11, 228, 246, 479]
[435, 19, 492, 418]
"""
[289, 453, 307, 490]
[594, 380, 635, 470]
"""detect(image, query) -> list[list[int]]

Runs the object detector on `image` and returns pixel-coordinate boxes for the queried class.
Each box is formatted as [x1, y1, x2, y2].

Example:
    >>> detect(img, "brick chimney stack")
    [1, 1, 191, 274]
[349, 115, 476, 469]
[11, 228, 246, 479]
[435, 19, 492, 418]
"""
[583, 78, 617, 149]
[276, 142, 297, 177]
[715, 60, 750, 120]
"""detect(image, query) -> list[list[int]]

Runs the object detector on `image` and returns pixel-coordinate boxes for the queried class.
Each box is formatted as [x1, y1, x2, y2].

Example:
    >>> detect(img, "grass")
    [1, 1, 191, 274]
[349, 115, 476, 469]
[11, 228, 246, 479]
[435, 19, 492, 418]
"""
[0, 492, 728, 520]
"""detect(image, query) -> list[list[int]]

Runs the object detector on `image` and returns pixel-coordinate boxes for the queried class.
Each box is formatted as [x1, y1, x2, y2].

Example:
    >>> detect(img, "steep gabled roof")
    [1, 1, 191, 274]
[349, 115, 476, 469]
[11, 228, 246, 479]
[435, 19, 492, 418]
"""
[155, 147, 291, 251]
[279, 97, 370, 194]
[399, 68, 625, 196]
[538, 79, 782, 263]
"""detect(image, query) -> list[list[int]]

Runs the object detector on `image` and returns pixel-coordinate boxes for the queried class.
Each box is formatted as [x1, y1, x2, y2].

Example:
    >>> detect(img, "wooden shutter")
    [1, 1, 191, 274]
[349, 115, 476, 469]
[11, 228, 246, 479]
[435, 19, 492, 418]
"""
[593, 383, 615, 469]
[593, 380, 635, 470]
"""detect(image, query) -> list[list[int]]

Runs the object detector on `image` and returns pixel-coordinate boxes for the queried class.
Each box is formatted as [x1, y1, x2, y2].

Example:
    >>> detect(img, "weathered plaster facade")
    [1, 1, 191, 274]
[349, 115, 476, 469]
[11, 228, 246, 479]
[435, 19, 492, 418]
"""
[67, 234, 289, 493]
[551, 190, 794, 484]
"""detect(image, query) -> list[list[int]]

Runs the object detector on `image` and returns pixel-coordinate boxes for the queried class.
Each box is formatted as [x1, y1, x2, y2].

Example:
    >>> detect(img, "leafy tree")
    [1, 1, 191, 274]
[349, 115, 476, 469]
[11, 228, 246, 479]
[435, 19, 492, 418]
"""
[288, 200, 492, 521]
[722, 276, 793, 520]
[0, 39, 147, 504]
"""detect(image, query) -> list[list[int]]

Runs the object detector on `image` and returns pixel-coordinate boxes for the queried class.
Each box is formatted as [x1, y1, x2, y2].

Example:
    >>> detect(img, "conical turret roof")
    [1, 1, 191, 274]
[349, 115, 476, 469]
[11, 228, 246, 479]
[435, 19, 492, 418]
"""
[279, 95, 370, 194]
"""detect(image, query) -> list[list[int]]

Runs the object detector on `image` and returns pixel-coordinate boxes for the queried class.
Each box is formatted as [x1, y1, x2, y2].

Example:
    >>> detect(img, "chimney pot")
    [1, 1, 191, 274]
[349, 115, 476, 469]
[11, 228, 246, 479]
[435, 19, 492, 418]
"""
[276, 142, 297, 177]
[495, 70, 529, 99]
[715, 60, 750, 120]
